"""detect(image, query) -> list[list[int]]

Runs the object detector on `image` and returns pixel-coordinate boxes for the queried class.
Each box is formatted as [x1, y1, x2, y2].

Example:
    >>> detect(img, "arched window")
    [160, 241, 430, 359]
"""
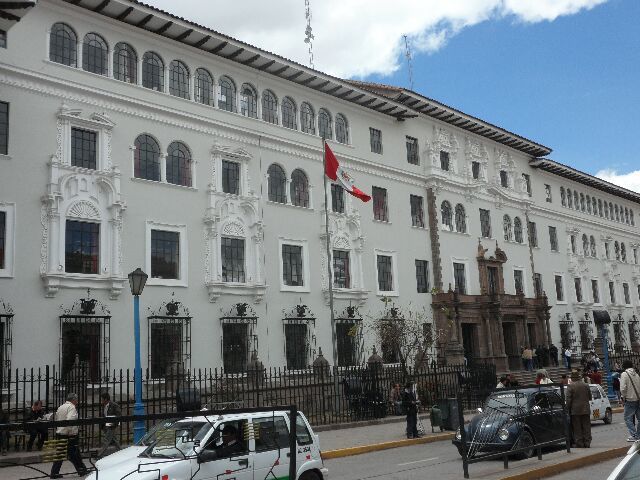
[609, 202, 614, 220]
[82, 33, 108, 75]
[582, 234, 589, 256]
[598, 199, 603, 217]
[615, 204, 620, 222]
[579, 193, 585, 211]
[267, 164, 286, 203]
[503, 215, 512, 241]
[604, 202, 609, 219]
[142, 52, 164, 91]
[513, 217, 523, 243]
[567, 189, 573, 208]
[625, 207, 629, 224]
[590, 236, 596, 257]
[218, 76, 237, 112]
[50, 23, 77, 66]
[560, 187, 566, 206]
[574, 191, 579, 209]
[194, 68, 214, 106]
[169, 60, 190, 99]
[335, 114, 348, 144]
[614, 241, 620, 261]
[239, 83, 257, 118]
[440, 201, 452, 230]
[290, 169, 309, 207]
[631, 210, 635, 226]
[113, 42, 137, 83]
[586, 196, 591, 214]
[166, 141, 191, 187]
[621, 243, 627, 262]
[318, 108, 332, 139]
[134, 134, 160, 181]
[262, 90, 278, 124]
[281, 97, 297, 130]
[300, 102, 315, 134]
[454, 204, 466, 233]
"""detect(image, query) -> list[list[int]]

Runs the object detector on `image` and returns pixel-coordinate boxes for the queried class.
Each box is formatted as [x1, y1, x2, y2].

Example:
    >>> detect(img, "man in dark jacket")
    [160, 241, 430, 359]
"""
[549, 344, 559, 367]
[97, 392, 121, 458]
[566, 370, 593, 448]
[25, 400, 48, 451]
[402, 382, 419, 439]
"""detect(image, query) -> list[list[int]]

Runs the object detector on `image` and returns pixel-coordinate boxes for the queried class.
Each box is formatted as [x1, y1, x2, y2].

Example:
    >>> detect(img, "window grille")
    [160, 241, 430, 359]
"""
[503, 215, 512, 241]
[281, 97, 297, 129]
[578, 320, 593, 351]
[377, 255, 393, 291]
[169, 60, 190, 99]
[440, 151, 450, 171]
[410, 195, 424, 228]
[453, 262, 466, 294]
[300, 102, 315, 134]
[336, 320, 361, 366]
[369, 128, 382, 154]
[290, 169, 309, 207]
[59, 314, 110, 383]
[333, 250, 350, 289]
[71, 127, 96, 169]
[318, 109, 332, 139]
[0, 30, 5, 49]
[372, 187, 388, 221]
[335, 114, 348, 144]
[221, 237, 245, 283]
[65, 220, 99, 274]
[267, 164, 286, 203]
[472, 161, 480, 179]
[528, 221, 538, 247]
[567, 189, 573, 208]
[195, 68, 214, 106]
[500, 170, 508, 187]
[514, 270, 524, 294]
[441, 201, 452, 230]
[151, 230, 180, 279]
[0, 101, 7, 155]
[282, 244, 303, 286]
[147, 316, 191, 378]
[454, 204, 466, 233]
[222, 160, 240, 195]
[0, 313, 13, 387]
[415, 260, 429, 293]
[574, 278, 583, 302]
[544, 184, 552, 202]
[591, 280, 600, 303]
[283, 321, 313, 370]
[406, 136, 419, 164]
[50, 23, 77, 66]
[555, 275, 564, 301]
[559, 319, 576, 349]
[0, 211, 5, 269]
[480, 209, 491, 238]
[239, 84, 257, 118]
[113, 42, 137, 83]
[82, 33, 108, 75]
[222, 323, 249, 374]
[262, 90, 278, 124]
[142, 52, 164, 91]
[331, 184, 345, 213]
[533, 273, 543, 297]
[548, 226, 558, 251]
[134, 134, 160, 181]
[218, 77, 237, 112]
[166, 141, 192, 187]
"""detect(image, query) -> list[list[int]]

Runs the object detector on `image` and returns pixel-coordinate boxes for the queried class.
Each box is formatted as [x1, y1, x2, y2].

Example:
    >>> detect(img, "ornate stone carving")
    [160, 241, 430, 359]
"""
[67, 200, 101, 220]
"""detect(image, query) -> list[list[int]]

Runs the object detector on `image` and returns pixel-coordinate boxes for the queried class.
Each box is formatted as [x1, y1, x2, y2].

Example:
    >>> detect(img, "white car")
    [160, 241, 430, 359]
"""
[606, 440, 639, 480]
[589, 383, 613, 424]
[86, 410, 328, 480]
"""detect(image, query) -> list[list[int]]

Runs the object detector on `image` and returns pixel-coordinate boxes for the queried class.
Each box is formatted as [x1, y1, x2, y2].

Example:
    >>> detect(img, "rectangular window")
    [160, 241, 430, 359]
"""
[253, 416, 290, 452]
[0, 102, 8, 155]
[634, 248, 638, 265]
[570, 235, 577, 254]
[377, 255, 393, 291]
[605, 242, 610, 259]
[65, 220, 99, 274]
[372, 187, 388, 222]
[150, 322, 182, 378]
[406, 136, 419, 165]
[488, 266, 498, 295]
[637, 284, 640, 302]
[151, 230, 180, 279]
[61, 321, 103, 382]
[440, 151, 450, 171]
[527, 221, 537, 247]
[545, 184, 552, 202]
[472, 161, 480, 180]
[592, 280, 600, 303]
[500, 170, 508, 188]
[609, 281, 616, 304]
[555, 275, 564, 302]
[369, 127, 382, 154]
[71, 127, 97, 169]
[623, 283, 631, 305]
[522, 174, 531, 196]
[574, 278, 583, 303]
[0, 30, 6, 49]
[221, 237, 245, 283]
[534, 273, 543, 297]
[410, 195, 424, 228]
[548, 226, 558, 252]
[331, 184, 345, 213]
[222, 323, 248, 373]
[337, 322, 358, 366]
[479, 209, 491, 238]
[285, 323, 308, 370]
[282, 244, 304, 287]
[222, 160, 240, 195]
[0, 211, 5, 270]
[453, 262, 466, 295]
[333, 250, 351, 289]
[514, 269, 524, 295]
[415, 260, 429, 293]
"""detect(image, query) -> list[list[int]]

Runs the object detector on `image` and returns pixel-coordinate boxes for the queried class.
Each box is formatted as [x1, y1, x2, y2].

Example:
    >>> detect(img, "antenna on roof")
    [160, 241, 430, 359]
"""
[304, 0, 315, 69]
[403, 35, 414, 91]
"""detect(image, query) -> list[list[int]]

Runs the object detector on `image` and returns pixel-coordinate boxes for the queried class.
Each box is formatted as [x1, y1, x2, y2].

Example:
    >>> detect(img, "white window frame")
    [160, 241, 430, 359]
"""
[211, 145, 252, 197]
[0, 202, 15, 277]
[513, 267, 526, 296]
[145, 221, 188, 287]
[554, 273, 566, 304]
[58, 108, 114, 172]
[278, 237, 310, 293]
[451, 258, 469, 296]
[374, 249, 398, 297]
[608, 281, 617, 305]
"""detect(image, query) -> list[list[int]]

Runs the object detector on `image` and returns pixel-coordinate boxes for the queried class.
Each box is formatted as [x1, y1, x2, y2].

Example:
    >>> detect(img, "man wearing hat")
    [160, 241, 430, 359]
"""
[50, 393, 88, 479]
[566, 370, 592, 448]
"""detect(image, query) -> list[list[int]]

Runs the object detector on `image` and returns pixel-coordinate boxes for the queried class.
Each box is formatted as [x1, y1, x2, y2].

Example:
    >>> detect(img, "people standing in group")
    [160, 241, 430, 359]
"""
[588, 369, 602, 386]
[25, 400, 48, 451]
[496, 376, 509, 389]
[50, 393, 88, 479]
[549, 344, 559, 367]
[535, 371, 553, 385]
[619, 360, 640, 442]
[389, 383, 402, 415]
[97, 392, 121, 459]
[564, 347, 573, 370]
[560, 374, 571, 386]
[566, 370, 593, 448]
[402, 381, 420, 439]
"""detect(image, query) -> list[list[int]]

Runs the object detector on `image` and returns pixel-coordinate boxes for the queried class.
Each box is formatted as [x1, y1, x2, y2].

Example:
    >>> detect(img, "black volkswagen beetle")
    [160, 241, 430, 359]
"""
[453, 387, 567, 460]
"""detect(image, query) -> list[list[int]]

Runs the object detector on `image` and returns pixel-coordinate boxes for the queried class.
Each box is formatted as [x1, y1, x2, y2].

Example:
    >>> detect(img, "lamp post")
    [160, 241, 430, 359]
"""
[128, 267, 148, 443]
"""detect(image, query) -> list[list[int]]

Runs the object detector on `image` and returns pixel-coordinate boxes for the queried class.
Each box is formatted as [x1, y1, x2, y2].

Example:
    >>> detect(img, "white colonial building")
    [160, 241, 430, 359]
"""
[0, 0, 638, 380]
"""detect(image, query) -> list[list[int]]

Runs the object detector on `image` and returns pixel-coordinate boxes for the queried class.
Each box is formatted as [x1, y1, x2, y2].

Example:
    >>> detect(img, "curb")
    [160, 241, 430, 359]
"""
[321, 432, 454, 459]
[498, 446, 628, 480]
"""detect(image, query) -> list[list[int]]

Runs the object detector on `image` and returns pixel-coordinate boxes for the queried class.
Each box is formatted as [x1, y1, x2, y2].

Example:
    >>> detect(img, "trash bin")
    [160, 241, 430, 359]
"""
[437, 398, 460, 431]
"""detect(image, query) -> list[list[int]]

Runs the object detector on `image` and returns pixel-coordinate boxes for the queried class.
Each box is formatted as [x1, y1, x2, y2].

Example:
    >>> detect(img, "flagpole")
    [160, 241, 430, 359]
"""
[322, 137, 339, 371]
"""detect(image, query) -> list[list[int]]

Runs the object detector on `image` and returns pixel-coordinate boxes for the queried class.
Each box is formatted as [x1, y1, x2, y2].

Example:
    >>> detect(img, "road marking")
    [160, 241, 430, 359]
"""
[397, 456, 439, 466]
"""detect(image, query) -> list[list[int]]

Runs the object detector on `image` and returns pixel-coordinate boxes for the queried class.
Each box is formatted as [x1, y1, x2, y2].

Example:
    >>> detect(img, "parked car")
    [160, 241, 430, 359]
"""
[588, 383, 613, 424]
[453, 388, 567, 460]
[605, 441, 639, 480]
[86, 410, 328, 480]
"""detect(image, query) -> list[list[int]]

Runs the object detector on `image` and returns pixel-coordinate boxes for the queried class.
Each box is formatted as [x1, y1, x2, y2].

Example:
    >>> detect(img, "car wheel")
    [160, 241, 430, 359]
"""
[514, 431, 535, 460]
[603, 408, 612, 424]
[299, 470, 322, 480]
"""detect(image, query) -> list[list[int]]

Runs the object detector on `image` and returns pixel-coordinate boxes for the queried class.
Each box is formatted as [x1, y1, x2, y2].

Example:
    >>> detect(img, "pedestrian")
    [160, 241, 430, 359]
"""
[566, 370, 592, 448]
[496, 375, 509, 389]
[560, 374, 571, 386]
[588, 369, 602, 386]
[50, 393, 88, 479]
[97, 392, 121, 458]
[402, 381, 420, 439]
[389, 383, 402, 415]
[619, 360, 640, 442]
[25, 400, 48, 451]
[535, 371, 553, 385]
[522, 347, 534, 371]
[613, 360, 622, 373]
[564, 347, 573, 370]
[0, 405, 9, 456]
[612, 372, 621, 402]
[549, 343, 559, 367]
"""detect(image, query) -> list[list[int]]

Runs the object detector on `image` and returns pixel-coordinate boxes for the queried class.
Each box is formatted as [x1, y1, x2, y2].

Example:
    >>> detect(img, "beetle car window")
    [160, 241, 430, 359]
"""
[547, 393, 564, 410]
[253, 416, 290, 452]
[532, 393, 550, 409]
[486, 393, 528, 410]
[295, 414, 313, 446]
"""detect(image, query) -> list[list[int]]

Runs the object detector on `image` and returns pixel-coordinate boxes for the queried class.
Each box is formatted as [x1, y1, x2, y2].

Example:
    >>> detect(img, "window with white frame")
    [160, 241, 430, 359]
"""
[480, 209, 491, 238]
[279, 239, 309, 292]
[71, 127, 97, 169]
[472, 161, 480, 179]
[369, 128, 382, 154]
[267, 164, 287, 203]
[222, 160, 240, 195]
[195, 68, 214, 106]
[375, 251, 397, 295]
[455, 204, 467, 233]
[406, 136, 419, 165]
[499, 170, 508, 188]
[262, 90, 279, 124]
[221, 237, 245, 283]
[166, 141, 192, 187]
[318, 109, 332, 139]
[335, 114, 349, 144]
[574, 278, 583, 303]
[555, 275, 565, 302]
[410, 195, 424, 228]
[533, 273, 543, 297]
[503, 215, 512, 241]
[453, 262, 467, 295]
[218, 76, 237, 113]
[134, 134, 161, 181]
[290, 169, 310, 208]
[300, 103, 315, 134]
[82, 33, 108, 76]
[50, 23, 77, 67]
[146, 222, 188, 286]
[528, 221, 538, 247]
[372, 187, 388, 222]
[331, 184, 345, 214]
[441, 201, 453, 231]
[142, 51, 164, 92]
[333, 250, 351, 289]
[169, 60, 190, 99]
[514, 269, 524, 295]
[65, 220, 99, 274]
[240, 84, 257, 118]
[591, 279, 600, 303]
[281, 97, 297, 130]
[415, 260, 429, 293]
[549, 226, 558, 252]
[0, 204, 15, 277]
[623, 283, 631, 305]
[440, 151, 450, 171]
[545, 184, 552, 202]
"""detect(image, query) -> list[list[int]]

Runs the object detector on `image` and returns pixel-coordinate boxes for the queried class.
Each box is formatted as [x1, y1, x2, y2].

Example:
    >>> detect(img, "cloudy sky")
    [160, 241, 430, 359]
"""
[148, 0, 639, 192]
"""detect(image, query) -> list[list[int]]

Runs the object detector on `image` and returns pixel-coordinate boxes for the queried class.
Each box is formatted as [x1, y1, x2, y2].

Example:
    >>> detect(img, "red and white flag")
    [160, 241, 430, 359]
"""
[324, 142, 371, 202]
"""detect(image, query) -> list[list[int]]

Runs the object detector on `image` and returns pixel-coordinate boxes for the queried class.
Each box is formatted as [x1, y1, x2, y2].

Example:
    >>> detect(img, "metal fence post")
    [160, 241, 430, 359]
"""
[289, 405, 297, 480]
[457, 389, 469, 479]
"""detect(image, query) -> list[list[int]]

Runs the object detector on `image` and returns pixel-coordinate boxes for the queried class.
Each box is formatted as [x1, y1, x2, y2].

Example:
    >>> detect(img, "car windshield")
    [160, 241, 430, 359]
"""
[485, 393, 529, 411]
[614, 452, 640, 480]
[140, 420, 213, 459]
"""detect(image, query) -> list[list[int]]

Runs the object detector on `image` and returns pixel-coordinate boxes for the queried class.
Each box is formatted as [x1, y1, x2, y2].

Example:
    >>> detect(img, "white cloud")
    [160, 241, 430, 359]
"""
[595, 169, 640, 194]
[146, 0, 608, 78]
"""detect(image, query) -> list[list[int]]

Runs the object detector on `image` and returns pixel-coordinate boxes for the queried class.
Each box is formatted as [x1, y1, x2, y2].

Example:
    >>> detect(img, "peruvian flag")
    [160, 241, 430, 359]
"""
[324, 142, 371, 202]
